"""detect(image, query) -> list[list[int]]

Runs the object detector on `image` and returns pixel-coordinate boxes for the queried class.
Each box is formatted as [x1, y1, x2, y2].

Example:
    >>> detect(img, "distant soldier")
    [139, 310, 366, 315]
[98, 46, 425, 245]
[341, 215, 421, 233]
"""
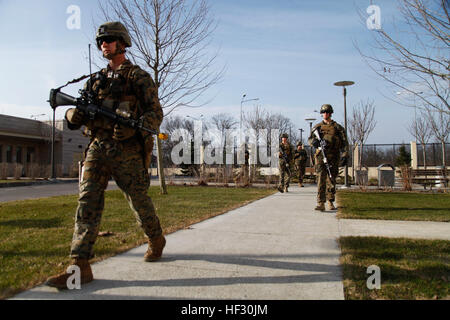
[237, 149, 250, 186]
[278, 133, 293, 193]
[308, 104, 348, 211]
[294, 142, 308, 187]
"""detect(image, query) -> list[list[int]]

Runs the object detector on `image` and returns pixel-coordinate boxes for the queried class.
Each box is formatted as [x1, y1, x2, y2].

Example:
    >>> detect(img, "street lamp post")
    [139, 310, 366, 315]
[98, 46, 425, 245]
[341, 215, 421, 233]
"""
[305, 118, 316, 135]
[298, 128, 304, 143]
[305, 117, 317, 169]
[240, 94, 259, 132]
[50, 107, 56, 180]
[334, 80, 355, 188]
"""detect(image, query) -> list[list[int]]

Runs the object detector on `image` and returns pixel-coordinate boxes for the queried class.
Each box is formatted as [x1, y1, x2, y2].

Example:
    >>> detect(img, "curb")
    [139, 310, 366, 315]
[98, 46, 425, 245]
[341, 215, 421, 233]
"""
[0, 179, 79, 188]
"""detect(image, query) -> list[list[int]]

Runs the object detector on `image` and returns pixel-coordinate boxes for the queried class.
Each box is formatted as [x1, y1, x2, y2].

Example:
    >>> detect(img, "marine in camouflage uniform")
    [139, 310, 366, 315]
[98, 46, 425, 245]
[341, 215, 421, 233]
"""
[278, 133, 293, 193]
[308, 104, 348, 211]
[293, 142, 308, 187]
[241, 149, 250, 186]
[46, 22, 166, 289]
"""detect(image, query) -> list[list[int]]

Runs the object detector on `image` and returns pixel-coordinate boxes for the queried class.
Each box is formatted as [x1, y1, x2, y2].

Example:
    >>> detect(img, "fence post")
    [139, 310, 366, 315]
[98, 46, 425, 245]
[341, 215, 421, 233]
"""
[393, 144, 396, 164]
[433, 144, 436, 166]
[410, 141, 418, 169]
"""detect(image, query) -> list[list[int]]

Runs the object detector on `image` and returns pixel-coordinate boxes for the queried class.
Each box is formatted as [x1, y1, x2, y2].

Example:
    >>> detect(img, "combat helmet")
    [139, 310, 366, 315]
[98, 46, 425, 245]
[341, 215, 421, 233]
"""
[281, 133, 288, 139]
[320, 104, 334, 114]
[96, 21, 132, 48]
[297, 141, 303, 147]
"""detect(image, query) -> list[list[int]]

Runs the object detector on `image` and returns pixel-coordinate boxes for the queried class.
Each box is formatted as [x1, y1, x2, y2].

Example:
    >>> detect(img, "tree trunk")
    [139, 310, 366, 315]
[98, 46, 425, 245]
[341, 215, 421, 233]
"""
[359, 144, 363, 171]
[156, 137, 167, 194]
[442, 141, 446, 167]
[422, 143, 427, 170]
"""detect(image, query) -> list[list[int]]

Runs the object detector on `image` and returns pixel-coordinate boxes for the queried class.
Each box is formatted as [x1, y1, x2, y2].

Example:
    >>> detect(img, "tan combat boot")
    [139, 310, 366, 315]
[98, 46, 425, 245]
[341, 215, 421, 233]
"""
[277, 186, 284, 193]
[284, 186, 289, 193]
[314, 202, 325, 211]
[144, 235, 166, 262]
[46, 258, 93, 290]
[298, 183, 304, 187]
[328, 201, 336, 210]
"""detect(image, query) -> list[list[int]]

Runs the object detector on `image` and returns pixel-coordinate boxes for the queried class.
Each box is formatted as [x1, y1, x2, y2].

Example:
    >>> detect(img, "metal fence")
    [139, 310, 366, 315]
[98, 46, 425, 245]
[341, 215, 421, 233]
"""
[358, 143, 449, 167]
[416, 143, 449, 167]
[159, 140, 449, 169]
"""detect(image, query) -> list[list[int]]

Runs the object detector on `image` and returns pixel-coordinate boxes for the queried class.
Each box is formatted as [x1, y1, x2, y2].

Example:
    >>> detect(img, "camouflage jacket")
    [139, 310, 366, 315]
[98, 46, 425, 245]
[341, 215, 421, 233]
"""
[308, 120, 348, 159]
[279, 142, 294, 163]
[67, 60, 163, 141]
[294, 149, 308, 164]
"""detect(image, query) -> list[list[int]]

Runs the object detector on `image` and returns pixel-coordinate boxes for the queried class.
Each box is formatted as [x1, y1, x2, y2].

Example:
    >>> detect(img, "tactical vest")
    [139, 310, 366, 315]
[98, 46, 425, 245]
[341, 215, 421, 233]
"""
[86, 62, 141, 139]
[294, 150, 307, 163]
[279, 142, 293, 161]
[318, 121, 343, 152]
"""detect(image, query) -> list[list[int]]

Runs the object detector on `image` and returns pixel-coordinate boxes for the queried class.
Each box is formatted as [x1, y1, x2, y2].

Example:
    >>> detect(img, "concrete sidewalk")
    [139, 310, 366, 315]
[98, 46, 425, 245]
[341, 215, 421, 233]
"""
[12, 185, 345, 300]
[10, 184, 450, 300]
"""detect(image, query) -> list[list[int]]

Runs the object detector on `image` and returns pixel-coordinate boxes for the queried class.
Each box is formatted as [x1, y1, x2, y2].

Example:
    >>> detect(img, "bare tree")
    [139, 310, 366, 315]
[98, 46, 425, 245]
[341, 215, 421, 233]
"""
[209, 113, 238, 170]
[355, 0, 449, 114]
[349, 99, 377, 169]
[161, 115, 203, 176]
[210, 113, 238, 134]
[243, 105, 268, 133]
[425, 108, 449, 166]
[407, 110, 433, 168]
[99, 0, 224, 194]
[266, 113, 297, 141]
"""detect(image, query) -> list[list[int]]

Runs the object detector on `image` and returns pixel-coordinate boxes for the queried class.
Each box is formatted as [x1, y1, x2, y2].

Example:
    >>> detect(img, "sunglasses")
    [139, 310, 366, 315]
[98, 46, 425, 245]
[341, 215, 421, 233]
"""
[97, 36, 118, 46]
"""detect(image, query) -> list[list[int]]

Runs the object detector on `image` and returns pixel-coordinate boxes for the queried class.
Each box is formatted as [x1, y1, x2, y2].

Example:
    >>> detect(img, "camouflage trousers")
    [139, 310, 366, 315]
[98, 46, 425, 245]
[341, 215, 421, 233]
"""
[295, 161, 306, 184]
[278, 160, 291, 188]
[70, 137, 162, 259]
[315, 155, 339, 203]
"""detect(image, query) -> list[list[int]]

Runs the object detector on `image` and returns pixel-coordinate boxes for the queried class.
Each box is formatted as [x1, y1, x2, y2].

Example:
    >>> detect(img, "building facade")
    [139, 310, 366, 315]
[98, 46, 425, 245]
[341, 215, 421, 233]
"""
[0, 114, 89, 178]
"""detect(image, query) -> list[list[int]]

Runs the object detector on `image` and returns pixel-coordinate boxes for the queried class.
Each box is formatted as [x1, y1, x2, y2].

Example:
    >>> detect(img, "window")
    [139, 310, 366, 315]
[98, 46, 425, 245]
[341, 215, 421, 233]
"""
[27, 147, 35, 163]
[6, 145, 12, 163]
[16, 146, 22, 164]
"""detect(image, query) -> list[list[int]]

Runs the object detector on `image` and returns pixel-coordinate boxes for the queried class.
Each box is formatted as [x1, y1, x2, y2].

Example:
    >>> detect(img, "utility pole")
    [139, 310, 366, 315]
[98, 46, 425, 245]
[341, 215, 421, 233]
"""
[334, 80, 355, 188]
[298, 128, 304, 143]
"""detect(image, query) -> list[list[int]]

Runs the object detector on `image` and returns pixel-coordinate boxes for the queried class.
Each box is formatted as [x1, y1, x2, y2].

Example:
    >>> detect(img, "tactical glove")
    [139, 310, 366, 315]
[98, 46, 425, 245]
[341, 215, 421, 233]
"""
[139, 113, 159, 139]
[113, 124, 136, 141]
[312, 139, 320, 148]
[340, 156, 348, 167]
[65, 108, 84, 126]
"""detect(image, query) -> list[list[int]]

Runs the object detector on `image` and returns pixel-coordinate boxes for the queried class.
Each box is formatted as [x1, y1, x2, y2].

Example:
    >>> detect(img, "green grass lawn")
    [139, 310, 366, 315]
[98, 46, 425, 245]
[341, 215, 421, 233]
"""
[0, 179, 37, 183]
[339, 237, 450, 300]
[0, 185, 275, 299]
[337, 190, 450, 221]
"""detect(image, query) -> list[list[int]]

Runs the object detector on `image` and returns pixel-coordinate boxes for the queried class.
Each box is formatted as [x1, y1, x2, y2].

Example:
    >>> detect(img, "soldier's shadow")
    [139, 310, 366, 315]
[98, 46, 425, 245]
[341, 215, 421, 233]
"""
[81, 253, 340, 296]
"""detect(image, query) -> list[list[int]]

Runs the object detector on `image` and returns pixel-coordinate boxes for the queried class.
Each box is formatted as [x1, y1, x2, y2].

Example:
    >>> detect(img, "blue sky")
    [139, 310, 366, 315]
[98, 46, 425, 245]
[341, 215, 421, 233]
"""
[0, 0, 423, 143]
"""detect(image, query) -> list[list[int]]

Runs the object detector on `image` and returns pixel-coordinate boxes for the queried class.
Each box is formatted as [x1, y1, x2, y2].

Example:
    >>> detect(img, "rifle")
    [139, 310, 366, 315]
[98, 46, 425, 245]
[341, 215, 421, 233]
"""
[48, 88, 168, 140]
[312, 128, 333, 183]
[279, 147, 292, 176]
[48, 43, 167, 140]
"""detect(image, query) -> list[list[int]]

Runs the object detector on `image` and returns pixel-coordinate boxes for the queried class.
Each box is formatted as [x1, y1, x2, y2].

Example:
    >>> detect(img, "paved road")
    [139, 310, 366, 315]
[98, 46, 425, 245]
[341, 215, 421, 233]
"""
[0, 181, 120, 202]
